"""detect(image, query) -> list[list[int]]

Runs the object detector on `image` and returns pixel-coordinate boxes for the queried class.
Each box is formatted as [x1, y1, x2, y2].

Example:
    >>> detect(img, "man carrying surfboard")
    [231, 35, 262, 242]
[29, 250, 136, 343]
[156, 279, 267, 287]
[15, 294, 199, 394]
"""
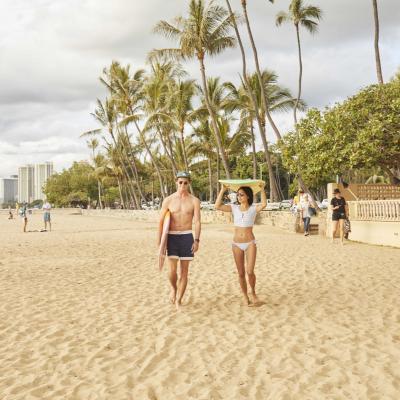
[158, 171, 201, 310]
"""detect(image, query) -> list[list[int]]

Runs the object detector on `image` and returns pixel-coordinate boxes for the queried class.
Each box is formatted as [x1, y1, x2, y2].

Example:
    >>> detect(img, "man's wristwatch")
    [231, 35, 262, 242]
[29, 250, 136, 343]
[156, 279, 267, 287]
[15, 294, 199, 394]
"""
[195, 238, 200, 243]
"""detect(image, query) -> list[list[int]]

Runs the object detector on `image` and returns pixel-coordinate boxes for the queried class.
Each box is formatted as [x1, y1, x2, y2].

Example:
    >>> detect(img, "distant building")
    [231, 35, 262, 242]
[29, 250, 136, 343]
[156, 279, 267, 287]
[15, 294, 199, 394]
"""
[18, 162, 54, 202]
[0, 177, 18, 205]
[18, 164, 35, 203]
[34, 162, 54, 201]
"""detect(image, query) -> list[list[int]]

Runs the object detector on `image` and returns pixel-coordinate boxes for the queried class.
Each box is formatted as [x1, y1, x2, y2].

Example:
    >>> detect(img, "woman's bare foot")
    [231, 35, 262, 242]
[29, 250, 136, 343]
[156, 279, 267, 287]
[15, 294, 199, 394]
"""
[175, 299, 182, 311]
[169, 289, 176, 304]
[249, 293, 260, 306]
[242, 295, 251, 306]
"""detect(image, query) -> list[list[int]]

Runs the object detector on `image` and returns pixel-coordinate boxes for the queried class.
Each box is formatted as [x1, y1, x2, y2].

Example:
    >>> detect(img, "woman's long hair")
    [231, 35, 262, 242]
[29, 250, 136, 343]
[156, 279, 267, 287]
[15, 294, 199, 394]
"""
[237, 186, 254, 205]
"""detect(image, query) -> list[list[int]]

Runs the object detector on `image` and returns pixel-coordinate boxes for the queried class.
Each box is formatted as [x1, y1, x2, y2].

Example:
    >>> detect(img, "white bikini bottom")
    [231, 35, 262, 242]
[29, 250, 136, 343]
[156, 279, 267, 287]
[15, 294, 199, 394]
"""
[232, 240, 257, 251]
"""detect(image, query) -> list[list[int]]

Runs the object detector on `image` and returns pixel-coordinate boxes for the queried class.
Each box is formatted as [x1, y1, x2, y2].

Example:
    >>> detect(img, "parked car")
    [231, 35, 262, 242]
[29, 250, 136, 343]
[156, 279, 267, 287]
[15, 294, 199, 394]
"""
[279, 200, 292, 210]
[200, 201, 214, 211]
[320, 199, 329, 209]
[265, 200, 280, 211]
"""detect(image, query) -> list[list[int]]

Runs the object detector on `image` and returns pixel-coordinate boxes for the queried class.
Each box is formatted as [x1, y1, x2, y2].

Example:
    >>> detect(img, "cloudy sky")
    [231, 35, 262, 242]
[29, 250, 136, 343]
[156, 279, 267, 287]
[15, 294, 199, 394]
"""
[0, 0, 399, 177]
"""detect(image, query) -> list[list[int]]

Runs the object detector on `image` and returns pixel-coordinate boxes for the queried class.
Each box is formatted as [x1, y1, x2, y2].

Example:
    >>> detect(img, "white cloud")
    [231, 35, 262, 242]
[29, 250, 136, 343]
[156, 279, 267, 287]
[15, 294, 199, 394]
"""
[0, 0, 399, 177]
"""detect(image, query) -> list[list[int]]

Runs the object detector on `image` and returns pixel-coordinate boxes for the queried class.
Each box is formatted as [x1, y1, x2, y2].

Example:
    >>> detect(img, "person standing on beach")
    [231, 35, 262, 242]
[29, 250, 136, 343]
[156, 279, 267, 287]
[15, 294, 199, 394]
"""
[43, 201, 52, 231]
[298, 193, 314, 236]
[19, 202, 28, 233]
[331, 188, 348, 244]
[215, 183, 267, 306]
[158, 171, 201, 309]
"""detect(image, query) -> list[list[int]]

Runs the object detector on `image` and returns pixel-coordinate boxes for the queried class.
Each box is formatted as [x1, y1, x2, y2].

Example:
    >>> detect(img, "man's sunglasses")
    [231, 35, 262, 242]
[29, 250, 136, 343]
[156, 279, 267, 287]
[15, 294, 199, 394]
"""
[178, 181, 189, 185]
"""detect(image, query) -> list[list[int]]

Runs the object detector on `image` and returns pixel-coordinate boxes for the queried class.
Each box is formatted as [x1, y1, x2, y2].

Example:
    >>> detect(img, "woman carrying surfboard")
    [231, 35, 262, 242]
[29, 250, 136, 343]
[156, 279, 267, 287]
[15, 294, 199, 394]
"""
[215, 180, 267, 306]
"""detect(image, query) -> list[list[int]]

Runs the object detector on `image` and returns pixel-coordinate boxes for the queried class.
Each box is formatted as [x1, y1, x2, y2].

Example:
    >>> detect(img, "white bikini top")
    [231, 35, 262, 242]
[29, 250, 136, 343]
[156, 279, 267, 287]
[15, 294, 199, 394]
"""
[231, 204, 257, 227]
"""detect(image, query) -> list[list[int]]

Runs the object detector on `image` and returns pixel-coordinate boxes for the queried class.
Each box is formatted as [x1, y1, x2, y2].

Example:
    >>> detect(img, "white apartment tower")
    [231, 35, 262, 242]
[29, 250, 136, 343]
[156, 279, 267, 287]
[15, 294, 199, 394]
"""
[0, 177, 18, 205]
[18, 164, 35, 203]
[18, 162, 54, 202]
[34, 162, 54, 201]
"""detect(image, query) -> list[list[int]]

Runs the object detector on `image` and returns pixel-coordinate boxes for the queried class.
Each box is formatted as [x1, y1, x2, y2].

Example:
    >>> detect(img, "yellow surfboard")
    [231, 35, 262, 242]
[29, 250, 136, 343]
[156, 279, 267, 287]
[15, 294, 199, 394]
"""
[219, 179, 265, 194]
[158, 211, 171, 271]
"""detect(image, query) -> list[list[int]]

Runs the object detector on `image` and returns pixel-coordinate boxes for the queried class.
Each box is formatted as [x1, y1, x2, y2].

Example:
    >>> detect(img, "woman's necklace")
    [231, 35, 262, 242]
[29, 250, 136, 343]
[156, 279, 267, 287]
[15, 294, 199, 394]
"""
[239, 205, 250, 221]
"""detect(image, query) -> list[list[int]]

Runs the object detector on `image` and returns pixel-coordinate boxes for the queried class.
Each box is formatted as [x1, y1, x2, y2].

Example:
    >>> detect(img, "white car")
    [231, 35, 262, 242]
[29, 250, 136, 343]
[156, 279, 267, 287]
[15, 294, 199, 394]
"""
[320, 199, 329, 209]
[200, 201, 214, 211]
[279, 200, 292, 210]
[265, 201, 280, 211]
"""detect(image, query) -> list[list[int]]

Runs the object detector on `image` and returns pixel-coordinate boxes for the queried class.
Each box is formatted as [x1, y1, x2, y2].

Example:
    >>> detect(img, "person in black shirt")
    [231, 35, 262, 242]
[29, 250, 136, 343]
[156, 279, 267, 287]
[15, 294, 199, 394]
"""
[330, 188, 348, 243]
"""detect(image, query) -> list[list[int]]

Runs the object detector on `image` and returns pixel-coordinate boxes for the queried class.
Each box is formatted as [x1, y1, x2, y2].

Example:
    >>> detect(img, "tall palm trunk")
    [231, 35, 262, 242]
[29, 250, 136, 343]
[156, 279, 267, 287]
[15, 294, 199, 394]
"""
[121, 125, 146, 203]
[208, 157, 213, 202]
[108, 128, 139, 209]
[240, 0, 282, 140]
[372, 0, 384, 84]
[198, 55, 231, 178]
[179, 126, 190, 173]
[294, 24, 303, 125]
[117, 176, 125, 208]
[216, 155, 220, 193]
[134, 121, 166, 199]
[166, 134, 178, 175]
[250, 121, 257, 180]
[97, 180, 103, 209]
[226, 0, 280, 201]
[157, 126, 178, 176]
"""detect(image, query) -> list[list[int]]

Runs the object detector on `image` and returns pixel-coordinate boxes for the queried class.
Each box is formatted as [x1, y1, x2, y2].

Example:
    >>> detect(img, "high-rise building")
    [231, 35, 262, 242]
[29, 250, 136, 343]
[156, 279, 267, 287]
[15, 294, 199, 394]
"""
[18, 164, 35, 203]
[0, 177, 18, 206]
[34, 162, 54, 201]
[18, 162, 54, 202]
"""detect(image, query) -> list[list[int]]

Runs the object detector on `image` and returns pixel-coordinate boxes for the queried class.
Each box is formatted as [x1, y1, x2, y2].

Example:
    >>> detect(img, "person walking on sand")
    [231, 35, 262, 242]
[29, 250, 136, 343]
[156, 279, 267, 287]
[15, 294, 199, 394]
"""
[19, 202, 28, 233]
[298, 193, 314, 236]
[331, 188, 348, 244]
[215, 183, 267, 306]
[158, 171, 201, 310]
[43, 201, 52, 231]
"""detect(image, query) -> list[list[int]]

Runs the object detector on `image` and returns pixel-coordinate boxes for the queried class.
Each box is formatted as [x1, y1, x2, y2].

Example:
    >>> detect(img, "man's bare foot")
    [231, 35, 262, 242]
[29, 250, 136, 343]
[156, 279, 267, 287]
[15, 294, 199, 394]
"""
[169, 289, 176, 304]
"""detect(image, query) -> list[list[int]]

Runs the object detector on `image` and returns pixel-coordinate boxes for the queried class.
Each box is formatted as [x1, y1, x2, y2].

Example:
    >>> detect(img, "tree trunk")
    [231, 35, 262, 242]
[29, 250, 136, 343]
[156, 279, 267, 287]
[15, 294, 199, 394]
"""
[227, 0, 280, 201]
[121, 125, 146, 203]
[134, 121, 166, 199]
[250, 122, 257, 179]
[208, 157, 213, 202]
[108, 128, 139, 209]
[198, 55, 231, 178]
[157, 126, 178, 176]
[216, 155, 220, 193]
[241, 0, 282, 140]
[372, 0, 384, 84]
[117, 176, 125, 208]
[97, 180, 103, 209]
[294, 24, 303, 125]
[180, 127, 190, 172]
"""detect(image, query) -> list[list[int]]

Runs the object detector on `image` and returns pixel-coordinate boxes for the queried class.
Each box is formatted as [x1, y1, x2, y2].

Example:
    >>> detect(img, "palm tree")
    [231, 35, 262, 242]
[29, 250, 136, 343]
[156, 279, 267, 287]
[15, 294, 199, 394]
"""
[89, 98, 140, 208]
[239, 0, 282, 140]
[84, 137, 103, 208]
[100, 62, 148, 202]
[191, 117, 217, 201]
[276, 0, 322, 124]
[142, 58, 188, 177]
[224, 0, 281, 201]
[372, 0, 384, 84]
[224, 71, 302, 199]
[106, 64, 167, 199]
[151, 0, 236, 178]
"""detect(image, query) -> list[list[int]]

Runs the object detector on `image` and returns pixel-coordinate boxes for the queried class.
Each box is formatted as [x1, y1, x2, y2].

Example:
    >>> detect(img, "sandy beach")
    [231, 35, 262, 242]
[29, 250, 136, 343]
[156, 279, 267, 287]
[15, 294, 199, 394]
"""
[0, 211, 399, 399]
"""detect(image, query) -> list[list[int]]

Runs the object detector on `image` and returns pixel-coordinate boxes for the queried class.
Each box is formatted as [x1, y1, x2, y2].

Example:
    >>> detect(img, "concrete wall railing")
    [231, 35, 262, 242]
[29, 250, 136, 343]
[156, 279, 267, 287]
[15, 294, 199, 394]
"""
[348, 200, 400, 222]
[82, 208, 327, 235]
